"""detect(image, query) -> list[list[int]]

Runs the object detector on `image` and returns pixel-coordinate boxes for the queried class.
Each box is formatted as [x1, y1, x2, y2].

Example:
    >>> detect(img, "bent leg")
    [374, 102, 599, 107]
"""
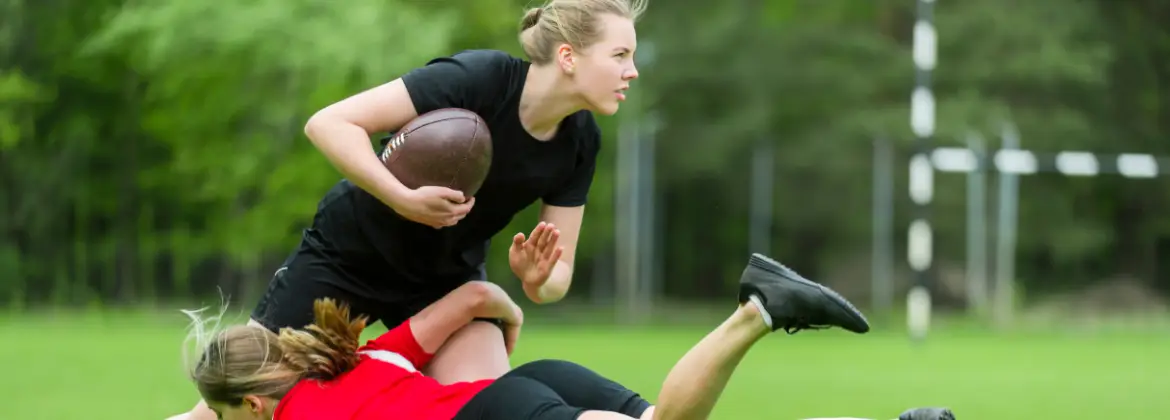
[422, 320, 511, 384]
[410, 264, 512, 385]
[476, 304, 766, 420]
[454, 376, 637, 420]
[506, 359, 651, 418]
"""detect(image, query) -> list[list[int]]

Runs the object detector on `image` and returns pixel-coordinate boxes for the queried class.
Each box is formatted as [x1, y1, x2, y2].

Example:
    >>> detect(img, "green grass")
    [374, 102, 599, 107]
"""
[2, 310, 1168, 419]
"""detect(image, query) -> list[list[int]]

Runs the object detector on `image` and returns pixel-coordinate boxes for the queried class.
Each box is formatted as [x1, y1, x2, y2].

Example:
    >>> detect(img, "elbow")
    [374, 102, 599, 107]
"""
[536, 262, 574, 304]
[303, 112, 328, 144]
[459, 281, 498, 314]
[304, 110, 352, 146]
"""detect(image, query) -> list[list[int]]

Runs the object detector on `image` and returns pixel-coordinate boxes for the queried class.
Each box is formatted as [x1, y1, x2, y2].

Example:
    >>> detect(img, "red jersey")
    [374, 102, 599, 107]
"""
[272, 319, 494, 420]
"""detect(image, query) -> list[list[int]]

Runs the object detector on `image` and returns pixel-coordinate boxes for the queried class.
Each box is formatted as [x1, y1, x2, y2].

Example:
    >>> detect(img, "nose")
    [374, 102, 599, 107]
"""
[624, 64, 639, 80]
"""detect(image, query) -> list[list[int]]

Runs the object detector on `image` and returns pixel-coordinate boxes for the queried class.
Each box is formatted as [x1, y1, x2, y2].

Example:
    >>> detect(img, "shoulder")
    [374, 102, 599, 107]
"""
[447, 49, 523, 67]
[418, 49, 525, 80]
[402, 49, 526, 114]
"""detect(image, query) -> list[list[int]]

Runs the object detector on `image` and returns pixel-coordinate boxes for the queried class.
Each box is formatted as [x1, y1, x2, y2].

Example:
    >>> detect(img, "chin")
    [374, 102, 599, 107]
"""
[579, 92, 621, 115]
[588, 100, 621, 116]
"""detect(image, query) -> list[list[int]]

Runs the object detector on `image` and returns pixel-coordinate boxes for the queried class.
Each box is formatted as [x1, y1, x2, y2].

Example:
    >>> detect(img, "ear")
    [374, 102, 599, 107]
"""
[244, 395, 265, 414]
[556, 44, 575, 73]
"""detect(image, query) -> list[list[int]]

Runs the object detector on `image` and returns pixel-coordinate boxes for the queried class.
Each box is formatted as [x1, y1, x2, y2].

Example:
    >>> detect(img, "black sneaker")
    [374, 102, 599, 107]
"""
[898, 407, 956, 420]
[737, 253, 870, 334]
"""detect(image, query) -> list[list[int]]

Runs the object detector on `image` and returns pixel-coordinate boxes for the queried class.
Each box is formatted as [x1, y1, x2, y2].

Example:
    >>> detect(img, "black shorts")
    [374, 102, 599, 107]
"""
[249, 243, 487, 332]
[454, 359, 652, 420]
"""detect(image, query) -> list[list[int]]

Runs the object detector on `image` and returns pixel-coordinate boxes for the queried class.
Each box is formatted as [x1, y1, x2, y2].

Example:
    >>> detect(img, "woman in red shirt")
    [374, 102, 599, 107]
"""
[184, 253, 880, 420]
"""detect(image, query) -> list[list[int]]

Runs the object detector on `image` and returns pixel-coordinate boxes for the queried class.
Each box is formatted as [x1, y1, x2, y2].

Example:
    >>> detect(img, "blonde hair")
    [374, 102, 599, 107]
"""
[183, 298, 368, 406]
[519, 0, 648, 65]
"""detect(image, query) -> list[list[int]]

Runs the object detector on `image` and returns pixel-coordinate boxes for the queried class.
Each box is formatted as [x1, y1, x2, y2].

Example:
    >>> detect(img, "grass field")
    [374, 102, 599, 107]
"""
[3, 309, 1168, 419]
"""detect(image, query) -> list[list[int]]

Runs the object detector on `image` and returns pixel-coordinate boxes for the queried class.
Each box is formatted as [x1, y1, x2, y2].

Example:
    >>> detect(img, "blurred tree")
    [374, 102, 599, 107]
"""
[0, 0, 1168, 312]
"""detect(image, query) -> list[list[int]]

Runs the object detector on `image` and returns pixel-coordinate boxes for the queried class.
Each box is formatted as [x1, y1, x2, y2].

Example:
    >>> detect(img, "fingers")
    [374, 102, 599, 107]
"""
[427, 213, 467, 229]
[513, 222, 560, 267]
[535, 223, 550, 249]
[452, 197, 475, 214]
[431, 196, 475, 229]
[504, 324, 521, 356]
[528, 222, 559, 250]
[436, 187, 467, 203]
[539, 246, 562, 270]
[540, 230, 560, 260]
[527, 222, 546, 245]
[549, 246, 563, 265]
[433, 211, 470, 229]
[512, 302, 525, 325]
[443, 197, 473, 221]
[538, 226, 560, 258]
[537, 245, 562, 269]
[505, 304, 524, 355]
[533, 223, 545, 250]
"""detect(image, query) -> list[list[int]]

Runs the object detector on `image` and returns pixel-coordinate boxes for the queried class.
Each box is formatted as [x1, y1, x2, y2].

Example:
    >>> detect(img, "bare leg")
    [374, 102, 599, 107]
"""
[634, 253, 870, 420]
[564, 304, 766, 420]
[493, 255, 869, 420]
[652, 302, 769, 420]
[422, 320, 510, 384]
[518, 304, 766, 420]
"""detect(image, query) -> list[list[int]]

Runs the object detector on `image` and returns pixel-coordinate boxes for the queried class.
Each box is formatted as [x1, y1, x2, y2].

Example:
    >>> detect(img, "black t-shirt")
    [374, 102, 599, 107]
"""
[304, 49, 601, 289]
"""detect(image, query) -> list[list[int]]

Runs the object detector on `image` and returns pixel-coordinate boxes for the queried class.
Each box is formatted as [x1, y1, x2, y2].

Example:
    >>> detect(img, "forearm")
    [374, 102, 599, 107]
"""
[304, 116, 408, 206]
[524, 260, 572, 304]
[410, 281, 518, 353]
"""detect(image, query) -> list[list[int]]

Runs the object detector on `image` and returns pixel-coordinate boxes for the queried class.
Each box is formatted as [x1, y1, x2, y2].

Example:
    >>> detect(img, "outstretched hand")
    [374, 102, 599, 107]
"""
[508, 222, 562, 289]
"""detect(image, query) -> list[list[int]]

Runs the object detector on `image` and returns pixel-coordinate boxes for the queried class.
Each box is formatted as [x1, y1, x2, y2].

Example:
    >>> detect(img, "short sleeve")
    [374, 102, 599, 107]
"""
[542, 117, 601, 207]
[400, 49, 511, 116]
[360, 319, 434, 369]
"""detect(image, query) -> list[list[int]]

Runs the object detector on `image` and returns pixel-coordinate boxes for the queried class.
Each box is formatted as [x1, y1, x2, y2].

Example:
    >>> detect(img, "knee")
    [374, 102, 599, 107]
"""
[484, 376, 537, 394]
[468, 377, 548, 404]
[510, 359, 585, 378]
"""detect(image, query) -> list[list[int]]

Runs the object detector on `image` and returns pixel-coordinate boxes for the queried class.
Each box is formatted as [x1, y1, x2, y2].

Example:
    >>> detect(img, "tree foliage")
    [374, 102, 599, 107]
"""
[2, 0, 1168, 309]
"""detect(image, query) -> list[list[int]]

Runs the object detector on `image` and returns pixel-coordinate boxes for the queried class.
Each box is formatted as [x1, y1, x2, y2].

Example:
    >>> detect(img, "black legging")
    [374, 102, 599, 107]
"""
[453, 359, 652, 420]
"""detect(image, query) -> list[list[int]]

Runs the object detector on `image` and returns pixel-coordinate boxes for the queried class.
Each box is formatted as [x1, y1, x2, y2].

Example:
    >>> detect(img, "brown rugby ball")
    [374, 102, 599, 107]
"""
[380, 108, 493, 199]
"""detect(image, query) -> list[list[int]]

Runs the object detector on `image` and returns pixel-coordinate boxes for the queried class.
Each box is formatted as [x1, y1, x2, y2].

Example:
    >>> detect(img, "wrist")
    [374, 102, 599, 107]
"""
[503, 302, 524, 326]
[375, 177, 412, 209]
[522, 281, 546, 304]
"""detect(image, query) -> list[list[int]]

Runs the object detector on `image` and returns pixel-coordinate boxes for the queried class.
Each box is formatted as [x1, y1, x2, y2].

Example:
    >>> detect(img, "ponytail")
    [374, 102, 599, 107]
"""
[516, 0, 648, 65]
[521, 7, 543, 31]
[278, 298, 368, 381]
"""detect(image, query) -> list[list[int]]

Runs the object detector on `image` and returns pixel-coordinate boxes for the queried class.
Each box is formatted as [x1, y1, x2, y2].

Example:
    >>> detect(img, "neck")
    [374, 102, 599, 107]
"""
[264, 396, 280, 419]
[519, 63, 585, 141]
